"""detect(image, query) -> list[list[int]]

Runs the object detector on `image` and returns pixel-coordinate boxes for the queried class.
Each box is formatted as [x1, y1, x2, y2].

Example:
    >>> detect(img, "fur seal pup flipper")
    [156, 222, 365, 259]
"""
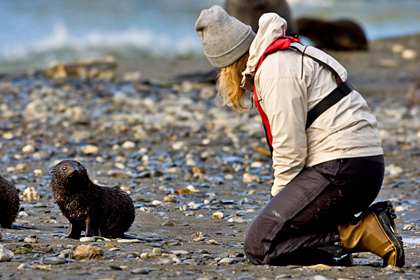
[85, 217, 102, 237]
[51, 160, 135, 239]
[68, 222, 83, 239]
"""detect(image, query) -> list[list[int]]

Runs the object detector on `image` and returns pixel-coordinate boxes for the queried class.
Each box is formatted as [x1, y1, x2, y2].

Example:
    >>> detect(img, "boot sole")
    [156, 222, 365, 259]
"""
[367, 201, 405, 267]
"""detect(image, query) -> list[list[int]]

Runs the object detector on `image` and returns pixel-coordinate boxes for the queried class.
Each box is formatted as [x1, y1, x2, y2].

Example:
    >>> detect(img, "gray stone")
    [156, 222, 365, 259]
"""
[131, 267, 150, 274]
[40, 257, 67, 265]
[218, 257, 238, 265]
[0, 247, 14, 262]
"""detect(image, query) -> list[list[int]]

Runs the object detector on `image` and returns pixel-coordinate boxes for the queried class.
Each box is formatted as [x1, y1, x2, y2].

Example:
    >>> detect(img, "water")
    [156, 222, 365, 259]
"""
[0, 0, 419, 72]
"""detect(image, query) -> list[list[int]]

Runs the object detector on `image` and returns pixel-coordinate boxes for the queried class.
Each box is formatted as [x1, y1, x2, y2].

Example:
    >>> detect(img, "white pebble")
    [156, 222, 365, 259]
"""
[80, 237, 97, 242]
[243, 173, 260, 183]
[0, 247, 14, 262]
[22, 144, 35, 153]
[391, 44, 404, 54]
[172, 141, 184, 150]
[401, 49, 417, 60]
[24, 237, 37, 243]
[22, 186, 40, 202]
[82, 145, 99, 154]
[117, 239, 141, 243]
[152, 200, 163, 207]
[122, 141, 136, 149]
[394, 205, 408, 212]
[213, 211, 224, 219]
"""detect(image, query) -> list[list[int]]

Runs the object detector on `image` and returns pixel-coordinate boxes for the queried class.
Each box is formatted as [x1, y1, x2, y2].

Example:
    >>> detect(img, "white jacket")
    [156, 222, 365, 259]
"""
[244, 13, 383, 196]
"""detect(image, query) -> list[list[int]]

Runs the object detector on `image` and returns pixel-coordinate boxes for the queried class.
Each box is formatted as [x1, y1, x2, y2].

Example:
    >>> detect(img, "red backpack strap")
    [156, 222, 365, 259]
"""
[253, 36, 300, 153]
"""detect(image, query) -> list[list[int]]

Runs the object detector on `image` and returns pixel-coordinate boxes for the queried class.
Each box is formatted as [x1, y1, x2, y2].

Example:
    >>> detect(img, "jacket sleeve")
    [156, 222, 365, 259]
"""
[257, 76, 309, 197]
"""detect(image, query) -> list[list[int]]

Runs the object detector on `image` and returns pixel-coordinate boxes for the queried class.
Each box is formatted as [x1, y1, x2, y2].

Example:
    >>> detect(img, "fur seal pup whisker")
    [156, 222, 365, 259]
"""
[0, 174, 20, 228]
[51, 160, 135, 239]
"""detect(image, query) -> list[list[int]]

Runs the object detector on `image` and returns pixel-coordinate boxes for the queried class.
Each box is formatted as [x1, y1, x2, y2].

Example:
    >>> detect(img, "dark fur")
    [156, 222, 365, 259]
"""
[296, 17, 368, 51]
[225, 0, 296, 35]
[51, 160, 135, 238]
[0, 174, 20, 228]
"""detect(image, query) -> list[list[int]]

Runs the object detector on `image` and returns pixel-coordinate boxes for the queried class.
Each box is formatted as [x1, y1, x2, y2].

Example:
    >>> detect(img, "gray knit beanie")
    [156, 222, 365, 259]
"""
[195, 5, 255, 68]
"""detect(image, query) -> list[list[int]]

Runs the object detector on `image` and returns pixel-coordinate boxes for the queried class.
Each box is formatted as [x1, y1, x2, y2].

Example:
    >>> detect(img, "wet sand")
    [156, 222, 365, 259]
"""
[0, 33, 419, 279]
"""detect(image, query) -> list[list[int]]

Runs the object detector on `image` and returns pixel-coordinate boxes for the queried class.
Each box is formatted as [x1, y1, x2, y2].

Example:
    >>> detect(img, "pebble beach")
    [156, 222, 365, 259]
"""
[0, 32, 420, 280]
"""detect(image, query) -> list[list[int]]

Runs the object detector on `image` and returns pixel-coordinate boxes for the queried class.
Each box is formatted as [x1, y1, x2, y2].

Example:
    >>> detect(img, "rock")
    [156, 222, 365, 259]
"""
[171, 250, 190, 256]
[131, 267, 150, 274]
[304, 264, 332, 271]
[213, 211, 224, 219]
[218, 257, 237, 265]
[43, 57, 117, 80]
[151, 200, 163, 207]
[0, 246, 14, 262]
[140, 252, 150, 259]
[392, 44, 405, 53]
[227, 216, 246, 223]
[401, 49, 417, 60]
[58, 249, 74, 259]
[123, 71, 142, 81]
[23, 237, 38, 243]
[40, 257, 67, 265]
[175, 185, 199, 195]
[243, 173, 260, 183]
[162, 220, 175, 227]
[164, 195, 177, 203]
[22, 144, 35, 153]
[121, 141, 136, 149]
[82, 144, 99, 154]
[22, 186, 40, 203]
[35, 265, 52, 271]
[79, 236, 97, 242]
[275, 274, 293, 279]
[309, 276, 332, 280]
[117, 238, 141, 243]
[402, 223, 416, 231]
[72, 245, 104, 260]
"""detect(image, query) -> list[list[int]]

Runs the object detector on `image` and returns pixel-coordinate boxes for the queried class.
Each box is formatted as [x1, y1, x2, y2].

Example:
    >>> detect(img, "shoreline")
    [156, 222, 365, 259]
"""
[1, 32, 418, 101]
[116, 32, 419, 101]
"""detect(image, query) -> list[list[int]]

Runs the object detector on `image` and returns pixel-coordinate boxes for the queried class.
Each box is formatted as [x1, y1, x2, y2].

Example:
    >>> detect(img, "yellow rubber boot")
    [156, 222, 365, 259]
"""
[338, 201, 404, 267]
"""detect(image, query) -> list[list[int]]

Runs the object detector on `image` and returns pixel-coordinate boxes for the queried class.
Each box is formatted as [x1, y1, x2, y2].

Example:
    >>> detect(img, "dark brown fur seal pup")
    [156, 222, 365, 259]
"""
[225, 0, 296, 35]
[296, 17, 368, 51]
[51, 160, 135, 238]
[0, 174, 20, 228]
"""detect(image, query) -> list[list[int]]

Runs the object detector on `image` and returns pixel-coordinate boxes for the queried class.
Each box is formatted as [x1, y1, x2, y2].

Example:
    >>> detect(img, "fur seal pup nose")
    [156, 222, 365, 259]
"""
[0, 174, 20, 228]
[51, 160, 135, 239]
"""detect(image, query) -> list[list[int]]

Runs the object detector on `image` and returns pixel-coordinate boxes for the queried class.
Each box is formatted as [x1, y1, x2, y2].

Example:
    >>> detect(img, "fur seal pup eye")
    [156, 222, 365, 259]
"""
[51, 159, 135, 239]
[0, 174, 20, 228]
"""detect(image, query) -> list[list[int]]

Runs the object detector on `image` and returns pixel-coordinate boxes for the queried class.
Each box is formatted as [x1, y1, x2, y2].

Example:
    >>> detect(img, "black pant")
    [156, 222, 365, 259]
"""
[244, 155, 384, 265]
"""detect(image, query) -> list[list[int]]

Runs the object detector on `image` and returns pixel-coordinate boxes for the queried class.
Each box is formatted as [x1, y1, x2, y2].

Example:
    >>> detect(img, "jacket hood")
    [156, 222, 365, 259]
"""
[243, 13, 288, 78]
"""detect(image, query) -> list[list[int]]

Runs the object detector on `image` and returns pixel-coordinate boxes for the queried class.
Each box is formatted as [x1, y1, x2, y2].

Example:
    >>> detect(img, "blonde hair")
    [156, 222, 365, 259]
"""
[217, 53, 250, 112]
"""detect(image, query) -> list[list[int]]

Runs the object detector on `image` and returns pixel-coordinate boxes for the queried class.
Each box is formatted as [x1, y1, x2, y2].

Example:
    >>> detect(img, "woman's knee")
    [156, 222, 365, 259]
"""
[243, 218, 273, 264]
[244, 231, 266, 264]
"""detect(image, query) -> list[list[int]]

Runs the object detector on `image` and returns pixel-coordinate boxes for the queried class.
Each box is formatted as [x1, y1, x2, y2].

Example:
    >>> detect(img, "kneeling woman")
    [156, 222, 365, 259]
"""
[195, 5, 404, 267]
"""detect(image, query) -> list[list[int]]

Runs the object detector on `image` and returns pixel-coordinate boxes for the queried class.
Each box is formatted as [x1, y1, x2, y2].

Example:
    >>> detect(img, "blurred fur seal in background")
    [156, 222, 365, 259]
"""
[225, 0, 296, 35]
[0, 174, 20, 228]
[296, 17, 368, 51]
[51, 160, 135, 238]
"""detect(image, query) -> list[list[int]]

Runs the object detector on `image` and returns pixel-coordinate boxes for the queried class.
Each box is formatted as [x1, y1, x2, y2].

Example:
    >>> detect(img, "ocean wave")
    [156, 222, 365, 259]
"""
[0, 21, 203, 62]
